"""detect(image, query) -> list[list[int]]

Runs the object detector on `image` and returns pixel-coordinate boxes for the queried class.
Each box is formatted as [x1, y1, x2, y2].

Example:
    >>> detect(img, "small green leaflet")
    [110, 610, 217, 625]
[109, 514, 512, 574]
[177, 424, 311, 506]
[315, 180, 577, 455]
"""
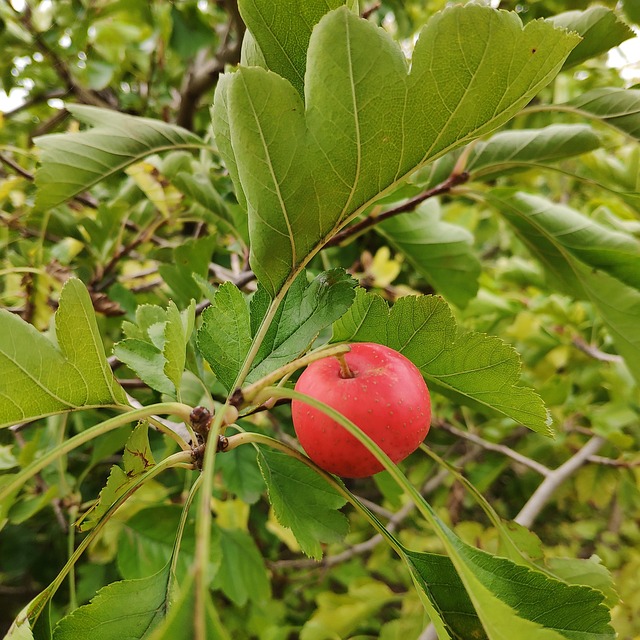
[331, 289, 551, 435]
[257, 448, 349, 559]
[549, 6, 634, 69]
[34, 104, 206, 211]
[487, 190, 640, 383]
[52, 563, 170, 640]
[197, 269, 356, 391]
[246, 269, 356, 383]
[0, 278, 126, 428]
[197, 282, 253, 392]
[215, 4, 579, 294]
[376, 200, 481, 308]
[78, 421, 155, 531]
[114, 300, 195, 400]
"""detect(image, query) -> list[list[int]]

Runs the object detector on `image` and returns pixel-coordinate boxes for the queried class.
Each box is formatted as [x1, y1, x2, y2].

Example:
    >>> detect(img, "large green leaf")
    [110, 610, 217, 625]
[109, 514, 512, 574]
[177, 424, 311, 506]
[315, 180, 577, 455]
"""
[549, 7, 634, 69]
[487, 190, 640, 382]
[489, 191, 640, 291]
[332, 290, 551, 435]
[34, 104, 205, 211]
[215, 5, 579, 294]
[376, 200, 481, 308]
[238, 0, 358, 95]
[52, 563, 170, 640]
[466, 124, 601, 178]
[0, 279, 126, 428]
[561, 88, 640, 140]
[197, 282, 252, 392]
[257, 448, 349, 559]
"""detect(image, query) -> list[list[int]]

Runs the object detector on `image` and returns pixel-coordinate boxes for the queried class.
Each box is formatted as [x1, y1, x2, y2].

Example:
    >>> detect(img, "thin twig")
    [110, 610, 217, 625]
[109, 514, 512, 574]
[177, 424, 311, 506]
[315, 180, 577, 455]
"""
[587, 455, 640, 468]
[514, 436, 605, 528]
[438, 421, 551, 477]
[572, 336, 623, 363]
[325, 171, 470, 247]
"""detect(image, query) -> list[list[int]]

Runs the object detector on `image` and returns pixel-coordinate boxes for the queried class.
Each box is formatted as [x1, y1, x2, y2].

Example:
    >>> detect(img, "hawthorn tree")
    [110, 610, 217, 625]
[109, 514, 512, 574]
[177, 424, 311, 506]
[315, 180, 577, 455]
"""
[1, 0, 640, 639]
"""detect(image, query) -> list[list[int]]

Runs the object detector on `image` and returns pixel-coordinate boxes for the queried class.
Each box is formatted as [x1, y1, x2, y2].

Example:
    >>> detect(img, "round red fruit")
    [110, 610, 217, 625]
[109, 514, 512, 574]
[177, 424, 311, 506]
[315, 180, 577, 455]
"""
[291, 342, 431, 478]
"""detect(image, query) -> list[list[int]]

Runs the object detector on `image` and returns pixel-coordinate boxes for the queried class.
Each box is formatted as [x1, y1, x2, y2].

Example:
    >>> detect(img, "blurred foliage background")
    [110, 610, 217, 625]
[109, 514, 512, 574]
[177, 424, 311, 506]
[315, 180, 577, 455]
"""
[1, 0, 639, 638]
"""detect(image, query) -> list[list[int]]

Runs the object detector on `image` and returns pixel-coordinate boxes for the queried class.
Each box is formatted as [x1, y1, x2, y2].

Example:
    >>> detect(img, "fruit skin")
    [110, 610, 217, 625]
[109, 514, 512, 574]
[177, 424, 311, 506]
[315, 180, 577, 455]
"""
[291, 342, 431, 478]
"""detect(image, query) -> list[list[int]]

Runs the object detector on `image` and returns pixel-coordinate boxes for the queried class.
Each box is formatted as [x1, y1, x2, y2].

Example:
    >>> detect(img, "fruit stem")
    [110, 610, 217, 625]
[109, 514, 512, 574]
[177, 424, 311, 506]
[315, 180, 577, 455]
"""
[336, 353, 354, 379]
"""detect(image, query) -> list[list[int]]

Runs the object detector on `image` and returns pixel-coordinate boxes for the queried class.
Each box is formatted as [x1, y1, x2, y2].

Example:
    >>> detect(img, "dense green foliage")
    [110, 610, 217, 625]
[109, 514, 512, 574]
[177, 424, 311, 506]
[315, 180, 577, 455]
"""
[1, 1, 639, 639]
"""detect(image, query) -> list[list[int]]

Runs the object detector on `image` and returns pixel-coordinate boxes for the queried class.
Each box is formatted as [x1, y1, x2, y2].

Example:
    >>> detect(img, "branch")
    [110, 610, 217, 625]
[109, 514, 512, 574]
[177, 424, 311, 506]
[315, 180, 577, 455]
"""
[572, 336, 623, 363]
[438, 421, 551, 477]
[13, 6, 115, 109]
[2, 90, 68, 118]
[325, 171, 470, 248]
[176, 0, 245, 130]
[514, 436, 605, 528]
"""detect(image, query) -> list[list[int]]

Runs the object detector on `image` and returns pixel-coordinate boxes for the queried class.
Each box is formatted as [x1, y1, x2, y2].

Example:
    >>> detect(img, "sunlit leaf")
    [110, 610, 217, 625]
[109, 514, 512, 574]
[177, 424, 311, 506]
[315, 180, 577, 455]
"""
[0, 278, 126, 428]
[332, 289, 551, 434]
[34, 105, 205, 211]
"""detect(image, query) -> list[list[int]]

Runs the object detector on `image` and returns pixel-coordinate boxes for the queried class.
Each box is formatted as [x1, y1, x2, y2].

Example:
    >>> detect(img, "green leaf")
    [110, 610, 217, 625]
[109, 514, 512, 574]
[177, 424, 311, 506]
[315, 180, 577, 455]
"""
[117, 505, 221, 585]
[52, 563, 170, 640]
[198, 269, 355, 392]
[428, 529, 614, 640]
[78, 421, 155, 531]
[216, 5, 579, 294]
[162, 301, 195, 400]
[247, 269, 356, 383]
[34, 105, 205, 211]
[565, 88, 640, 140]
[146, 572, 230, 640]
[0, 278, 126, 428]
[466, 124, 601, 178]
[238, 0, 358, 96]
[549, 7, 634, 69]
[216, 444, 266, 504]
[113, 340, 175, 396]
[114, 300, 195, 399]
[197, 282, 252, 392]
[332, 289, 551, 435]
[257, 448, 349, 559]
[489, 191, 640, 291]
[376, 200, 481, 308]
[212, 526, 271, 607]
[157, 236, 218, 307]
[545, 557, 618, 608]
[487, 190, 640, 382]
[300, 579, 395, 640]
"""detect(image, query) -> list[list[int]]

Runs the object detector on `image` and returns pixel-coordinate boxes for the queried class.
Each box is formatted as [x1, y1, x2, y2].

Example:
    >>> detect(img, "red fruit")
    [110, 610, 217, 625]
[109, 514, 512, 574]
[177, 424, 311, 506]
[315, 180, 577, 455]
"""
[291, 342, 431, 478]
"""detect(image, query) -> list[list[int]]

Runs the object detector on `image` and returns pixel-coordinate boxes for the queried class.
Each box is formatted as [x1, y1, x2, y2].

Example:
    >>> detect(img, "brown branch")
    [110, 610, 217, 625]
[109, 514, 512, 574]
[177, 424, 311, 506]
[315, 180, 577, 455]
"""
[2, 89, 69, 118]
[362, 2, 382, 19]
[13, 6, 115, 110]
[325, 171, 470, 247]
[176, 0, 245, 129]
